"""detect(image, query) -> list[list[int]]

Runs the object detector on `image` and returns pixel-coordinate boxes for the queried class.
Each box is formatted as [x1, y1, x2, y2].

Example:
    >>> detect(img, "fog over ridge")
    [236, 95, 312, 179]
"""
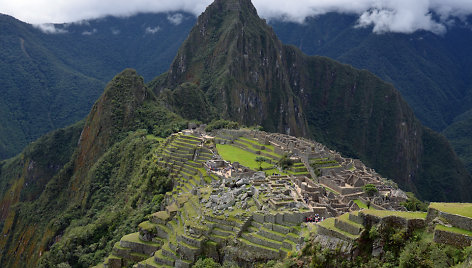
[1, 0, 472, 34]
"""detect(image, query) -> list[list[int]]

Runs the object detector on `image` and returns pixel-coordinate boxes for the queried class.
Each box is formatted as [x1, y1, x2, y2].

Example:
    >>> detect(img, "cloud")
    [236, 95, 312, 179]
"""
[33, 23, 68, 34]
[2, 0, 472, 34]
[145, 26, 161, 34]
[82, 28, 97, 35]
[167, 13, 183, 25]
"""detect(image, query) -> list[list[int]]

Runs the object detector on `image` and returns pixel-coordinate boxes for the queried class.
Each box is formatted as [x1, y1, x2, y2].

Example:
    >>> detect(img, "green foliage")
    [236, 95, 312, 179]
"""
[417, 128, 472, 201]
[398, 240, 448, 268]
[255, 156, 270, 170]
[37, 131, 168, 268]
[363, 184, 378, 197]
[401, 192, 429, 212]
[159, 83, 216, 122]
[297, 223, 468, 268]
[0, 13, 195, 160]
[278, 154, 294, 170]
[444, 110, 472, 173]
[205, 119, 240, 132]
[193, 258, 221, 268]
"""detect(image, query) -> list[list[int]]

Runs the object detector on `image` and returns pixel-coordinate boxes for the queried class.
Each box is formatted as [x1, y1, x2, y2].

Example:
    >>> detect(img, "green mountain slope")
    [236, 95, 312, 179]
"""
[0, 69, 187, 267]
[271, 14, 472, 175]
[151, 0, 472, 201]
[444, 110, 472, 172]
[0, 15, 105, 160]
[271, 14, 472, 132]
[0, 13, 193, 160]
[0, 1, 471, 266]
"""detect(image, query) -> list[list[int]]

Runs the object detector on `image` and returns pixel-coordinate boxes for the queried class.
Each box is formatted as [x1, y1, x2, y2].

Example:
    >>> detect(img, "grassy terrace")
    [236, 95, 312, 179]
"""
[354, 199, 368, 209]
[216, 144, 273, 170]
[435, 224, 472, 236]
[121, 232, 161, 246]
[238, 137, 281, 158]
[286, 170, 309, 176]
[430, 203, 472, 218]
[361, 209, 427, 219]
[146, 134, 164, 142]
[318, 218, 359, 239]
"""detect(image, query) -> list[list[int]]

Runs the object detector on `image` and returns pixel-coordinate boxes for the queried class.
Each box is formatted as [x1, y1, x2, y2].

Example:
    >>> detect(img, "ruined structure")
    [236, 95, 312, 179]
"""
[97, 129, 470, 268]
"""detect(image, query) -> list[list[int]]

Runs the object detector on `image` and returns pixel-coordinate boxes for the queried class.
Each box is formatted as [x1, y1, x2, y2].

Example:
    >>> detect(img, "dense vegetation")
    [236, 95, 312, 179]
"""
[2, 10, 472, 175]
[444, 110, 472, 172]
[0, 13, 193, 160]
[0, 1, 471, 266]
[289, 229, 472, 268]
[0, 70, 188, 267]
[271, 14, 472, 175]
[38, 131, 171, 267]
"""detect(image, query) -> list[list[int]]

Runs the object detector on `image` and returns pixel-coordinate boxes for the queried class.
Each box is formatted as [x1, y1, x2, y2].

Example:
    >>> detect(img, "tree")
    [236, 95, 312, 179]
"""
[278, 154, 294, 170]
[401, 192, 429, 212]
[255, 156, 269, 170]
[363, 184, 378, 197]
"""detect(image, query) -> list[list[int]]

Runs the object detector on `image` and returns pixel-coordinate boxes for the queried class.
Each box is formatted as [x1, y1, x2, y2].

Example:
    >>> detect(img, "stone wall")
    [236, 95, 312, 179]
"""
[427, 208, 472, 232]
[434, 229, 472, 248]
[253, 211, 311, 226]
[317, 224, 356, 242]
[334, 219, 362, 235]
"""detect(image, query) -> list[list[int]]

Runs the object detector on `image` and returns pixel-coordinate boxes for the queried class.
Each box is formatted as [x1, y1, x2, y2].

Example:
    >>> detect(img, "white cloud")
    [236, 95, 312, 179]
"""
[354, 0, 447, 34]
[111, 28, 120, 35]
[2, 0, 472, 34]
[167, 13, 183, 25]
[33, 23, 68, 34]
[82, 28, 97, 35]
[145, 26, 161, 34]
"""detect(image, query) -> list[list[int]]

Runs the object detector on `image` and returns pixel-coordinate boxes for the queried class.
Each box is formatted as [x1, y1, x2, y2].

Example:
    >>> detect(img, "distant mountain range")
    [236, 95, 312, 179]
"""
[0, 13, 193, 159]
[0, 0, 471, 266]
[1, 10, 471, 172]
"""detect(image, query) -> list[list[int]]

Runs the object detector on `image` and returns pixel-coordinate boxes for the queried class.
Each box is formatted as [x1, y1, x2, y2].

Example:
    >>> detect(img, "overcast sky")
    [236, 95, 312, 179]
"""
[1, 0, 472, 34]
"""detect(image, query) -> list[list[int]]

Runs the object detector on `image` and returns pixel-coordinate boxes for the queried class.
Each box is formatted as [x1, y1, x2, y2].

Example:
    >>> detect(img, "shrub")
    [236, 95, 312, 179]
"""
[363, 184, 378, 197]
[278, 154, 294, 170]
[398, 241, 447, 268]
[193, 257, 221, 268]
[401, 192, 429, 212]
[204, 119, 239, 132]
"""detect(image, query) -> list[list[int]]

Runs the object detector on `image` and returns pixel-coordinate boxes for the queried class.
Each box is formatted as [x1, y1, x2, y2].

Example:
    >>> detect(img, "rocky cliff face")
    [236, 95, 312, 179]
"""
[0, 69, 172, 267]
[71, 69, 148, 200]
[151, 0, 472, 201]
[154, 0, 308, 136]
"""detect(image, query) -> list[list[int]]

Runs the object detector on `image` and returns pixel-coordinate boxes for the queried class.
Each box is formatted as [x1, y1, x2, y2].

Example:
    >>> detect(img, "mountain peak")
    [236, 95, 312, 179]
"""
[211, 0, 257, 12]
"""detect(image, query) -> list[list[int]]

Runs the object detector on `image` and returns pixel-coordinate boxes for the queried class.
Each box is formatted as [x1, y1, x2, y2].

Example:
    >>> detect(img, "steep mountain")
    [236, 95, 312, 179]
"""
[0, 13, 193, 160]
[271, 14, 472, 132]
[0, 69, 187, 267]
[270, 14, 472, 172]
[150, 0, 472, 202]
[0, 0, 471, 266]
[444, 109, 472, 172]
[0, 14, 104, 160]
[3, 11, 472, 176]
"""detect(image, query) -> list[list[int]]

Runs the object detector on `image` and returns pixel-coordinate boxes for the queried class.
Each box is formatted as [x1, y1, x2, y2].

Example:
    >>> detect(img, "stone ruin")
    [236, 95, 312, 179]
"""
[99, 129, 413, 268]
[212, 129, 408, 217]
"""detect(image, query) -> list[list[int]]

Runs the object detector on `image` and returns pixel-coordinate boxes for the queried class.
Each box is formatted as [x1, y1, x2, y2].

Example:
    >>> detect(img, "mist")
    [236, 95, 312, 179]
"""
[2, 0, 472, 34]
